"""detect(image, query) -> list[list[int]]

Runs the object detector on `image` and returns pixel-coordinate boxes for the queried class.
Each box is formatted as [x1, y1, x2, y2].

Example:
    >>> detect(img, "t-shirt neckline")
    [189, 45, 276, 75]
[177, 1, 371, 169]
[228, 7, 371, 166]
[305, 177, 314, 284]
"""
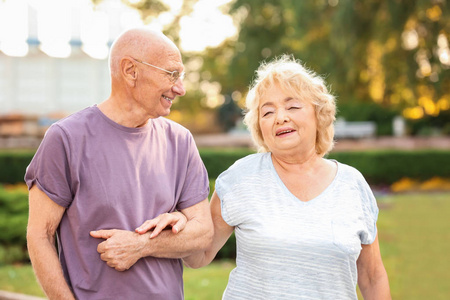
[92, 104, 154, 133]
[265, 152, 340, 205]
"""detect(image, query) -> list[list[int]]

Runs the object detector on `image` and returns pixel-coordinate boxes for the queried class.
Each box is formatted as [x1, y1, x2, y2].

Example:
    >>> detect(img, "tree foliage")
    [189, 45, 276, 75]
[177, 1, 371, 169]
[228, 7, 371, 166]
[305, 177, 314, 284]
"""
[116, 0, 449, 134]
[199, 0, 449, 132]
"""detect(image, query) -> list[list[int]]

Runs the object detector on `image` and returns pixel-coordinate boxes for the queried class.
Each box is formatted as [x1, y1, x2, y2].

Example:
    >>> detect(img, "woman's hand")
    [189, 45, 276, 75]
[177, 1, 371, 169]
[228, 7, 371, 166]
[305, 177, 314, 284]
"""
[135, 212, 187, 238]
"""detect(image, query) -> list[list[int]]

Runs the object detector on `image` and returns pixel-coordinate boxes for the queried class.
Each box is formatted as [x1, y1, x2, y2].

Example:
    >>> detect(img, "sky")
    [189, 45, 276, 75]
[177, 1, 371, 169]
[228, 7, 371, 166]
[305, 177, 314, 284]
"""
[0, 0, 237, 59]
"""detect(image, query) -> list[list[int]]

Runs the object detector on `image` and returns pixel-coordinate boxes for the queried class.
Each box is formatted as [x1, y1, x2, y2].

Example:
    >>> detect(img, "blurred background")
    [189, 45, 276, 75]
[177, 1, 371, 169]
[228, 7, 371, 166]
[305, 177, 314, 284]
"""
[0, 0, 449, 141]
[0, 0, 449, 299]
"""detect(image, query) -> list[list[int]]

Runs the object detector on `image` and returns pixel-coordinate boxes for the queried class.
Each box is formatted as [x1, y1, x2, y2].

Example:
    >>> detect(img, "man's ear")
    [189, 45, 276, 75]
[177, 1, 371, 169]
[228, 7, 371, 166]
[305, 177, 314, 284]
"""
[121, 57, 137, 85]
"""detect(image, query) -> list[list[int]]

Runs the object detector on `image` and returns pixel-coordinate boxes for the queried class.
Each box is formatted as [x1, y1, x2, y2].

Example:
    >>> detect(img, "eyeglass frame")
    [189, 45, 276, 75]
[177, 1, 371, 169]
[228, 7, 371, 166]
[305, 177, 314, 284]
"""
[131, 57, 185, 83]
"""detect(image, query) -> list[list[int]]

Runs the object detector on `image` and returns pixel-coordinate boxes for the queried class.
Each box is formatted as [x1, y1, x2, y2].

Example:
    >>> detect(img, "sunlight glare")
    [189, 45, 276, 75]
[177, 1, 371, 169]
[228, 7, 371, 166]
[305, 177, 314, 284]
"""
[37, 0, 72, 58]
[437, 34, 450, 66]
[80, 8, 109, 59]
[179, 0, 236, 53]
[402, 29, 419, 50]
[0, 0, 236, 59]
[0, 0, 29, 57]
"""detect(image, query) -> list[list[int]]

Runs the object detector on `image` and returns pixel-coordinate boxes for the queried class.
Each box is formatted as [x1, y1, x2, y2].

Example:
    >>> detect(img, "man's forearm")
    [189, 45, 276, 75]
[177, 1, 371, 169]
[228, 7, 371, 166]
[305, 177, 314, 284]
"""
[27, 236, 75, 300]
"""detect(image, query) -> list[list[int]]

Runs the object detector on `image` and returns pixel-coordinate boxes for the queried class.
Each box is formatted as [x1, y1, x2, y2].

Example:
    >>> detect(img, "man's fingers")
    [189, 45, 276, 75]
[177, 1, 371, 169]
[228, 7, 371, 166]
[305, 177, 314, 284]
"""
[90, 229, 115, 239]
[97, 241, 107, 254]
[100, 251, 109, 261]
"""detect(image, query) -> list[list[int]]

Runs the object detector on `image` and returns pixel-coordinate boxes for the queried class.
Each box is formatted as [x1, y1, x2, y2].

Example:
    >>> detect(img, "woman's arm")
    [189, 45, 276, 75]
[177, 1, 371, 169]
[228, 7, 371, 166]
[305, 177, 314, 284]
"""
[357, 233, 391, 300]
[182, 191, 234, 269]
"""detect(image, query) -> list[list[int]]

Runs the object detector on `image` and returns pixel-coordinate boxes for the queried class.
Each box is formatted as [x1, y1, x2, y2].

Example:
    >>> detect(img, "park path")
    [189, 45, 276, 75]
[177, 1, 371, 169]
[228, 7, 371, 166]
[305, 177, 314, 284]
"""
[0, 290, 45, 300]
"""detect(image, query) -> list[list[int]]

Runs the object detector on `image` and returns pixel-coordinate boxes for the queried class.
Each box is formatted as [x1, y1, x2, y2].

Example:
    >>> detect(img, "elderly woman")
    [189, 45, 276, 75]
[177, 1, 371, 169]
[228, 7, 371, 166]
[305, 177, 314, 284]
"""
[141, 55, 391, 299]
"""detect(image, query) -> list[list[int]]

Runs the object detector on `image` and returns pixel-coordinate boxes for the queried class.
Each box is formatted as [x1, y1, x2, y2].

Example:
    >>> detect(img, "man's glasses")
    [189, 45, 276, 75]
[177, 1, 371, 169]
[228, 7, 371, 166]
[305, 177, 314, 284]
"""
[131, 57, 185, 83]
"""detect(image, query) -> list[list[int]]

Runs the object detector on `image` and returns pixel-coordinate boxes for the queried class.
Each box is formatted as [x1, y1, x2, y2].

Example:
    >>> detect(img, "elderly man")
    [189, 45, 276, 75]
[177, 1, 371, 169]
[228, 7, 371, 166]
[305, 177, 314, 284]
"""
[25, 28, 213, 300]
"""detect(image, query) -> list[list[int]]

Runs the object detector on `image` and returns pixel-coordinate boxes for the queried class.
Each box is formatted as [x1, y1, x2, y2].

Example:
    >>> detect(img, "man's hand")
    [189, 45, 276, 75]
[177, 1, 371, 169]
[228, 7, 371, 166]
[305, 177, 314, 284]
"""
[90, 211, 186, 271]
[90, 230, 146, 271]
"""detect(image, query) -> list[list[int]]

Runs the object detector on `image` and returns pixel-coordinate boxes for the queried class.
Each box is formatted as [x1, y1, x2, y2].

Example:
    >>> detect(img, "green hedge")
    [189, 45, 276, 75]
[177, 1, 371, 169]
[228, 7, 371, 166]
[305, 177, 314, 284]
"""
[327, 150, 450, 185]
[0, 151, 33, 184]
[0, 185, 29, 264]
[1, 149, 449, 185]
[200, 148, 255, 179]
[1, 148, 449, 263]
[200, 149, 450, 185]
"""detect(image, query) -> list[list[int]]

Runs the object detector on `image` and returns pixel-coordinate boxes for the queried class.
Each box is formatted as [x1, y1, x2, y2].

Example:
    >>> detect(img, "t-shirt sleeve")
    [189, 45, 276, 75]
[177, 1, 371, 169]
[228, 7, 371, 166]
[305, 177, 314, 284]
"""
[215, 163, 240, 227]
[215, 154, 261, 227]
[175, 133, 209, 210]
[356, 172, 379, 245]
[24, 124, 73, 208]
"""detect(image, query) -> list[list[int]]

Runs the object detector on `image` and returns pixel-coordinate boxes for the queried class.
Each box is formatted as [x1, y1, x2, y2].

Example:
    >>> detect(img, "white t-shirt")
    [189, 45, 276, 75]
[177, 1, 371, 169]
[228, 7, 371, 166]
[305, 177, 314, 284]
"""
[215, 152, 379, 300]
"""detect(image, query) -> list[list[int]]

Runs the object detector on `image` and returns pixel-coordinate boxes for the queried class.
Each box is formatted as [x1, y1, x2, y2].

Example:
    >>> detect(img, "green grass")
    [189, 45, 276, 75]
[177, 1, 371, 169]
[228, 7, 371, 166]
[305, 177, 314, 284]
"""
[184, 260, 235, 300]
[0, 261, 235, 300]
[0, 264, 45, 297]
[375, 191, 450, 300]
[0, 192, 449, 299]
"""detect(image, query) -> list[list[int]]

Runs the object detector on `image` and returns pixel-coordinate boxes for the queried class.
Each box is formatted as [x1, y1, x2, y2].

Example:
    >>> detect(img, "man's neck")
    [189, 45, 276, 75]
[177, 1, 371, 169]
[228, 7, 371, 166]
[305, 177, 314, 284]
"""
[98, 98, 150, 128]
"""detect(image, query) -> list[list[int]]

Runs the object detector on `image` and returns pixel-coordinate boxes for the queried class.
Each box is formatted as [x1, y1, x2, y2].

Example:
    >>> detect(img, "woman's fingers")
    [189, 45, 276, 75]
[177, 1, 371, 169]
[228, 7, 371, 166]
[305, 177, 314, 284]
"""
[135, 219, 158, 234]
[135, 212, 188, 238]
[171, 212, 187, 234]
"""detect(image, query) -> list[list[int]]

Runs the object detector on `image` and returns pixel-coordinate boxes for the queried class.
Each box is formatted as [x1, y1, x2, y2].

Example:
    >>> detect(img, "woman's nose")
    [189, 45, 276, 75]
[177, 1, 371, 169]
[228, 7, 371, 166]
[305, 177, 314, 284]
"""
[276, 111, 290, 124]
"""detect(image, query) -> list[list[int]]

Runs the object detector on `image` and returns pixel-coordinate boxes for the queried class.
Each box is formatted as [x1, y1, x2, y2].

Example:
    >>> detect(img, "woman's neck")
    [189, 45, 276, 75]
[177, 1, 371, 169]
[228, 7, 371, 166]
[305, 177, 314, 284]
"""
[270, 146, 321, 173]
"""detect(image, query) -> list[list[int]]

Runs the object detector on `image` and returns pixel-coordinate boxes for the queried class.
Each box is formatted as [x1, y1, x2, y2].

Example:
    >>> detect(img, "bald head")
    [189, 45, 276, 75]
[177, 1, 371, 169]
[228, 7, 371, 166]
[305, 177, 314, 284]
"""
[109, 28, 180, 81]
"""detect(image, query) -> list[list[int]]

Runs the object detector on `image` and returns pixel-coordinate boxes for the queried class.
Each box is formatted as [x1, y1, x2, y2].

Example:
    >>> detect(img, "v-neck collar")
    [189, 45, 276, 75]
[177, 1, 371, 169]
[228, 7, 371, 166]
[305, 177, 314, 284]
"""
[265, 152, 339, 205]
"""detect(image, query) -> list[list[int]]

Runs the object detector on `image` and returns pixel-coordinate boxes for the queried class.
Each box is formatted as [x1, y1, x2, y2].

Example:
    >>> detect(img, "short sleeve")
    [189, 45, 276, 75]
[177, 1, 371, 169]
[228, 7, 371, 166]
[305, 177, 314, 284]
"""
[215, 153, 266, 227]
[216, 172, 235, 226]
[357, 173, 379, 245]
[175, 133, 209, 210]
[24, 124, 73, 208]
[215, 159, 247, 227]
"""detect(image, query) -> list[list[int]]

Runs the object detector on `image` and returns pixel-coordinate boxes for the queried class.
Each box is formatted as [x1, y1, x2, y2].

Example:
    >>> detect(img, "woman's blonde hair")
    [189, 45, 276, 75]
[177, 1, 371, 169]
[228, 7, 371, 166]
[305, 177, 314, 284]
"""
[243, 55, 336, 156]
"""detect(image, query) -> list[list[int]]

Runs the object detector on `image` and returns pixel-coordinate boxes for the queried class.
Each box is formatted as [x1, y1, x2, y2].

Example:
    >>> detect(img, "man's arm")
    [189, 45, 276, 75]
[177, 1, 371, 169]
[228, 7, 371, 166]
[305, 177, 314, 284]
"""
[90, 198, 213, 271]
[357, 233, 391, 300]
[26, 185, 75, 300]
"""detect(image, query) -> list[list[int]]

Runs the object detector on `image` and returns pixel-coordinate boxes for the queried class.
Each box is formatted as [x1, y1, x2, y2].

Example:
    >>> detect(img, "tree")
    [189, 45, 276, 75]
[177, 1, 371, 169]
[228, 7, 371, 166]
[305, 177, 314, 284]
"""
[200, 0, 450, 133]
[110, 0, 449, 134]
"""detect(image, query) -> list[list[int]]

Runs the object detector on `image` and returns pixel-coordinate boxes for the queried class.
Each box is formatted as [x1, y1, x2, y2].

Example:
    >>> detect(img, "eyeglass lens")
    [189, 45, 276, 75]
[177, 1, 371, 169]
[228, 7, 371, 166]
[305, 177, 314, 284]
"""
[170, 71, 185, 83]
[170, 71, 179, 82]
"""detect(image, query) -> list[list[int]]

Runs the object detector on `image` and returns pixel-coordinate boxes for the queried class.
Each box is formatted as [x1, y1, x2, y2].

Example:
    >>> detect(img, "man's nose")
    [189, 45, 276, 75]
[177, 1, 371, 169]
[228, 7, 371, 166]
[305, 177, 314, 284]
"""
[172, 79, 186, 96]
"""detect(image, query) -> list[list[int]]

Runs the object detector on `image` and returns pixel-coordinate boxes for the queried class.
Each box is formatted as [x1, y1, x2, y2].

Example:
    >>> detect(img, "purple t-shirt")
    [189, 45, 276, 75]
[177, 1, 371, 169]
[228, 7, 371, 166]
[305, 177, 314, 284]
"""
[25, 105, 209, 300]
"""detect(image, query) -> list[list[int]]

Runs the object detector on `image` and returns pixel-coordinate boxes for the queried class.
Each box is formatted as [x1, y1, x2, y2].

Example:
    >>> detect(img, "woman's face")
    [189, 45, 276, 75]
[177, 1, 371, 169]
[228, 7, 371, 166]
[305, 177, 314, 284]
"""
[258, 84, 317, 155]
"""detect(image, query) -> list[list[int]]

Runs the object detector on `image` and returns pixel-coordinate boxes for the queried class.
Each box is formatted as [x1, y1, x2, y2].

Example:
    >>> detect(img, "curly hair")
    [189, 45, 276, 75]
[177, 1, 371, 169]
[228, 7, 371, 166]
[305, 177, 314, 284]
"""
[243, 55, 336, 157]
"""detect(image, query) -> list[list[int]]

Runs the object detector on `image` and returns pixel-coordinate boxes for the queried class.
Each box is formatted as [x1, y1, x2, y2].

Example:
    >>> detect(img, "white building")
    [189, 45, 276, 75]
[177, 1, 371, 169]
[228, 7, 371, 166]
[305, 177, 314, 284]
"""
[0, 42, 110, 116]
[0, 0, 146, 117]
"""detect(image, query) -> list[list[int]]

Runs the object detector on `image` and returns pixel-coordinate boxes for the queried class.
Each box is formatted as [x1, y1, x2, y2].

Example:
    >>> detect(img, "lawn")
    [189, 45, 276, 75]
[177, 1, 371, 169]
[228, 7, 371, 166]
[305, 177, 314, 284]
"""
[0, 192, 449, 299]
[375, 191, 450, 300]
